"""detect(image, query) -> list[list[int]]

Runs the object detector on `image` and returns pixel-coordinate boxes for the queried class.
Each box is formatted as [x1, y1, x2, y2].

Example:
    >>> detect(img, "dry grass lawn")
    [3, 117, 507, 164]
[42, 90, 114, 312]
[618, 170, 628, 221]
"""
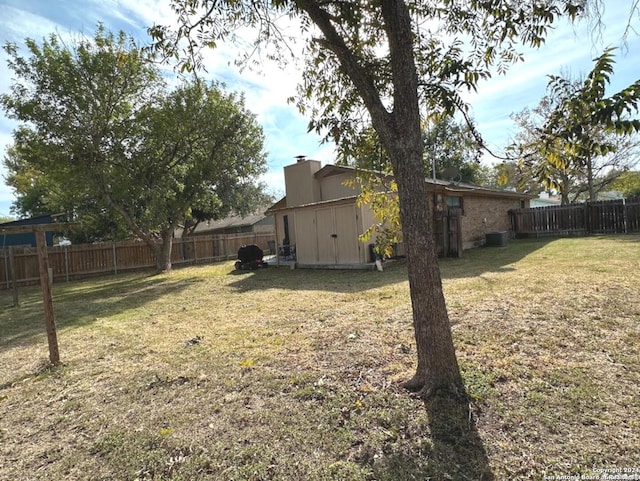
[0, 235, 639, 480]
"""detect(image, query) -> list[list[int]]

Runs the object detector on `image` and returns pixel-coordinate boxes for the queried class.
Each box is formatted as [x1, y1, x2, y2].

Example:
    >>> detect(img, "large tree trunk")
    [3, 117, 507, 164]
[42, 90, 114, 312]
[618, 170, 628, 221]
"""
[107, 195, 177, 273]
[156, 230, 174, 272]
[138, 234, 173, 273]
[388, 142, 465, 397]
[560, 173, 571, 205]
[300, 0, 465, 399]
[151, 223, 181, 272]
[587, 157, 595, 201]
[157, 218, 185, 272]
[380, 0, 463, 398]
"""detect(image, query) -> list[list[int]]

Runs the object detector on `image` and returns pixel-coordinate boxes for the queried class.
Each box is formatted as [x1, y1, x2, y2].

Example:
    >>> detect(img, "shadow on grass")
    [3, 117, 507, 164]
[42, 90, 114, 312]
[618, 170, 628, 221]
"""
[438, 237, 553, 280]
[226, 238, 553, 293]
[424, 394, 493, 480]
[0, 273, 199, 348]
[0, 358, 61, 391]
[593, 233, 640, 242]
[372, 393, 493, 481]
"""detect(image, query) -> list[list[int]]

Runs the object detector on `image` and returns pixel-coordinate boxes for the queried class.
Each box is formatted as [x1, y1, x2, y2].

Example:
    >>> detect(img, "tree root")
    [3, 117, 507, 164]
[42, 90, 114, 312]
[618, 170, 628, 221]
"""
[400, 374, 426, 392]
[418, 381, 468, 405]
[402, 374, 467, 400]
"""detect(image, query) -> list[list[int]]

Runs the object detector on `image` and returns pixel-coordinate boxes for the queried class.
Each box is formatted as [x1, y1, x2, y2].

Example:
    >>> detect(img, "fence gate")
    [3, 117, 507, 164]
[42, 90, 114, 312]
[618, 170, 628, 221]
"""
[433, 208, 463, 257]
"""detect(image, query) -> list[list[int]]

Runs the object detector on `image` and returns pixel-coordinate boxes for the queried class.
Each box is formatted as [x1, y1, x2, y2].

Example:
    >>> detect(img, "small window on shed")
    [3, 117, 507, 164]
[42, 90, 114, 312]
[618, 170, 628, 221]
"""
[445, 196, 464, 214]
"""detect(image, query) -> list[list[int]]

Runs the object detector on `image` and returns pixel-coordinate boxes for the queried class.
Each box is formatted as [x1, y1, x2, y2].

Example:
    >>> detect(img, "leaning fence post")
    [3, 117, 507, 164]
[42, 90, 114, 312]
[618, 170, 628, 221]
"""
[35, 230, 60, 365]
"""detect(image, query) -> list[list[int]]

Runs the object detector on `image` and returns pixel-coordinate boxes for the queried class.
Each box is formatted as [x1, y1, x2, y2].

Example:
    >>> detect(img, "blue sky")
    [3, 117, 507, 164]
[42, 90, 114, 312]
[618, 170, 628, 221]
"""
[1, 1, 639, 218]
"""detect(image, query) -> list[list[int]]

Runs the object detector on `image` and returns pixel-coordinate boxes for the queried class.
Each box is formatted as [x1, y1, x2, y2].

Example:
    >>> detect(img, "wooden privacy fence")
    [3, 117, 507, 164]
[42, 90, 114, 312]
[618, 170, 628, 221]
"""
[0, 232, 275, 289]
[509, 198, 640, 237]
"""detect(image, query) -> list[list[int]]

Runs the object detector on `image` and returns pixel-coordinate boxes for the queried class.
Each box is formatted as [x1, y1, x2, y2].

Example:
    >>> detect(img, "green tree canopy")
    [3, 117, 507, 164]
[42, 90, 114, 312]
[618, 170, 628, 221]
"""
[423, 117, 485, 184]
[486, 159, 543, 193]
[511, 48, 640, 203]
[339, 118, 486, 183]
[508, 87, 640, 204]
[2, 26, 267, 270]
[608, 170, 640, 198]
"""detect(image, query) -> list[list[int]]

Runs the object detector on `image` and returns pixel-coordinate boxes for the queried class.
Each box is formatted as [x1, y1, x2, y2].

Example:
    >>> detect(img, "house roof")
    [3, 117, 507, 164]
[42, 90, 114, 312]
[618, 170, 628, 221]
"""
[266, 163, 534, 214]
[264, 197, 287, 213]
[317, 163, 534, 198]
[428, 178, 535, 199]
[266, 195, 358, 214]
[190, 209, 270, 234]
[0, 213, 65, 226]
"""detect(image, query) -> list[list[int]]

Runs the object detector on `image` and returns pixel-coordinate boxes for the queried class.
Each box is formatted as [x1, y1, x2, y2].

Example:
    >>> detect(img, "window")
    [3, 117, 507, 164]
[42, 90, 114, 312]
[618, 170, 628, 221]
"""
[445, 196, 464, 213]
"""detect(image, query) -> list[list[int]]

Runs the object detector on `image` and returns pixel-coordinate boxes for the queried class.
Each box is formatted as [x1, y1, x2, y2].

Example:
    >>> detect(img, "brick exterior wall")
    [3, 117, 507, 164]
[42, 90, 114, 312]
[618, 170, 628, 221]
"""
[460, 195, 524, 248]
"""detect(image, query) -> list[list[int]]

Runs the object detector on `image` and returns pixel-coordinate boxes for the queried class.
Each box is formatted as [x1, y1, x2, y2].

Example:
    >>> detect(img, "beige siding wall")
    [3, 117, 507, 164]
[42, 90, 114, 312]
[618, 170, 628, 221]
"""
[284, 160, 321, 207]
[357, 200, 399, 261]
[283, 200, 369, 266]
[334, 204, 362, 264]
[460, 195, 522, 248]
[319, 173, 360, 201]
[358, 202, 377, 258]
[315, 207, 335, 263]
[294, 209, 318, 264]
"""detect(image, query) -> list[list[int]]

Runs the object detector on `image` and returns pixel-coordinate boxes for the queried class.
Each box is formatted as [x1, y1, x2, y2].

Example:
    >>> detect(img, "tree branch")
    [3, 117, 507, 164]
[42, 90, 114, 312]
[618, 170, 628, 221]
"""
[296, 0, 390, 129]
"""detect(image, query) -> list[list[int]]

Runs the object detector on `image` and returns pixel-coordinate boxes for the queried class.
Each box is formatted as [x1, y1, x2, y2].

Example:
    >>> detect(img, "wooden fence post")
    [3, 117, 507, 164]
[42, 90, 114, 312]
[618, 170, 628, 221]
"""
[584, 202, 590, 234]
[9, 246, 19, 307]
[193, 236, 197, 264]
[112, 242, 118, 275]
[3, 248, 9, 290]
[64, 246, 70, 283]
[35, 230, 60, 365]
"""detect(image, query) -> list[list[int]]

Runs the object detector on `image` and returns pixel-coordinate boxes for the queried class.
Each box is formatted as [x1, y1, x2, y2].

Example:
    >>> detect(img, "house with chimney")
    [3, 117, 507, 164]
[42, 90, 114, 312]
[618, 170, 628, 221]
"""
[265, 158, 533, 268]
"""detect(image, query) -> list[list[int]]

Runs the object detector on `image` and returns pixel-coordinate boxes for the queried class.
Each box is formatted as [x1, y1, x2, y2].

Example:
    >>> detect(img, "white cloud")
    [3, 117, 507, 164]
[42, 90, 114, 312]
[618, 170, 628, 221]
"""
[0, 5, 60, 41]
[259, 171, 285, 198]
